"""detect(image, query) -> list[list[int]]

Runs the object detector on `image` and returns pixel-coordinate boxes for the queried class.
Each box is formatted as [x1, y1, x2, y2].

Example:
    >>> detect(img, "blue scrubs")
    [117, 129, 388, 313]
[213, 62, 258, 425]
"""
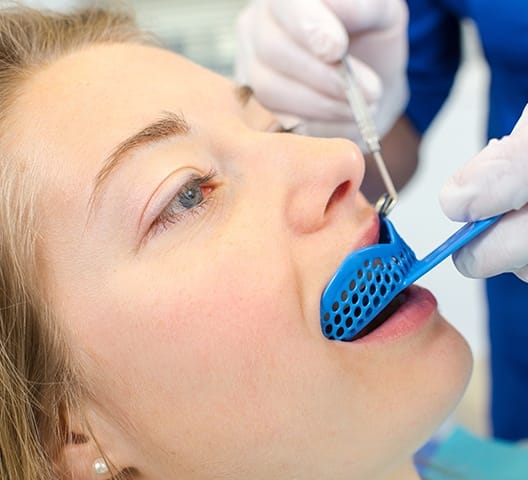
[405, 0, 528, 441]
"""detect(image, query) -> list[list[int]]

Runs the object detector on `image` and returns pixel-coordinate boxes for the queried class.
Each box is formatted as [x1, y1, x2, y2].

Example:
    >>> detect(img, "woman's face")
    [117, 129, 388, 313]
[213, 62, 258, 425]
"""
[13, 44, 471, 479]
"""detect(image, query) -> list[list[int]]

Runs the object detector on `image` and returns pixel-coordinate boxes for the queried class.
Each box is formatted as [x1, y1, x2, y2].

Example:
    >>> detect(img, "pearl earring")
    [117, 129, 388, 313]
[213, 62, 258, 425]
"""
[93, 457, 109, 476]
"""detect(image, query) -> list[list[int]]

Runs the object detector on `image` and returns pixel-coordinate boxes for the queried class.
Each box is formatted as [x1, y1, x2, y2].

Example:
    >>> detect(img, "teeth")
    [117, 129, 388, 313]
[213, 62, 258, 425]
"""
[350, 290, 409, 341]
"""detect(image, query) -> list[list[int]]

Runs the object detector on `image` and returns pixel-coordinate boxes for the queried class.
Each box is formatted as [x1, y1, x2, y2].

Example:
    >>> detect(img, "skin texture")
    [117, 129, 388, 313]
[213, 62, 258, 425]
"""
[9, 44, 472, 480]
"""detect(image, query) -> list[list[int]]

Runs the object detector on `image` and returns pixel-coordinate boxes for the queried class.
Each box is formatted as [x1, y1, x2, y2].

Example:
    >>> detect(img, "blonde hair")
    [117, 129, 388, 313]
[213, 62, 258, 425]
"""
[0, 5, 153, 479]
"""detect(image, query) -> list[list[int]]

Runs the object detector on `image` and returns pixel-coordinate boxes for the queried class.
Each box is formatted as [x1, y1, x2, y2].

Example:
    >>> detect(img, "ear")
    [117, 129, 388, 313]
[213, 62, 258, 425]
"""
[57, 437, 107, 480]
[55, 406, 134, 480]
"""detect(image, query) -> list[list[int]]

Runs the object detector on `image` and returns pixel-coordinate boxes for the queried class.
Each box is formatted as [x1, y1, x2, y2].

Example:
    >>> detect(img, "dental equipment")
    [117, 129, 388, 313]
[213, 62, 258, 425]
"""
[341, 55, 397, 217]
[321, 214, 501, 341]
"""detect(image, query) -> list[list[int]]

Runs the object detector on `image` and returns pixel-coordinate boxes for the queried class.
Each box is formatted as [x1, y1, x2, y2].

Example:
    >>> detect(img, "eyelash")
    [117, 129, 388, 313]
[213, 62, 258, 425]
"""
[150, 169, 217, 236]
[276, 124, 300, 134]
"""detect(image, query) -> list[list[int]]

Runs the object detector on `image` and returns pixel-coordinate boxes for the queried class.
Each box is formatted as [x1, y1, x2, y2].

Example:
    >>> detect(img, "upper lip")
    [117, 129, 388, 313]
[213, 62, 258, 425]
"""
[353, 211, 380, 251]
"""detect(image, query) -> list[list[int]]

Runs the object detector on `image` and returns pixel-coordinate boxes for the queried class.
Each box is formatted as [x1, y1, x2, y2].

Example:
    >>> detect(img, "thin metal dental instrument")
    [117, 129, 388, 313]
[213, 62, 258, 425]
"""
[341, 55, 398, 216]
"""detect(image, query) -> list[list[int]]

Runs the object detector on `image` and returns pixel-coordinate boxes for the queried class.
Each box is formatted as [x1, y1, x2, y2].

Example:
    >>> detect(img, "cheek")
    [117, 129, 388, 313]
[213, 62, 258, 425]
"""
[144, 256, 294, 367]
[80, 247, 330, 470]
[75, 243, 306, 416]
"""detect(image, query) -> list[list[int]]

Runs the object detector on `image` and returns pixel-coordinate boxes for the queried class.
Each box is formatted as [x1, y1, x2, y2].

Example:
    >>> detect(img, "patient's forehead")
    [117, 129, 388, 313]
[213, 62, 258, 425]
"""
[6, 43, 238, 181]
[17, 43, 235, 127]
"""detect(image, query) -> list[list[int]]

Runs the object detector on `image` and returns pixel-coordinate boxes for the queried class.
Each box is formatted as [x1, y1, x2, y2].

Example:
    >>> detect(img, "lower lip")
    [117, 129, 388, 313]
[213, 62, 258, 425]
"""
[352, 285, 438, 344]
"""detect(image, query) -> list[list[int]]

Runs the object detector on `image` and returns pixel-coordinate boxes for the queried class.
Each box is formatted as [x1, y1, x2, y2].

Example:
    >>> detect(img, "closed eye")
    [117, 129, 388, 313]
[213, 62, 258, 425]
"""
[272, 121, 302, 134]
[277, 124, 299, 133]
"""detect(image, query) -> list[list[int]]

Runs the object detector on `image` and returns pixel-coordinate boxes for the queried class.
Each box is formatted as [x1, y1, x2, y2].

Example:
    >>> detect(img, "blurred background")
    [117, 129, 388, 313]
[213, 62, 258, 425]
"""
[129, 0, 247, 75]
[19, 0, 493, 436]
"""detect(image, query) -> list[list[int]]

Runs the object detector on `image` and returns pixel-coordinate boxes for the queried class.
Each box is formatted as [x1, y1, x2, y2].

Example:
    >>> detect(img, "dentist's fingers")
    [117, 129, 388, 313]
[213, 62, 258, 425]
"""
[325, 0, 406, 31]
[244, 58, 355, 121]
[268, 0, 349, 62]
[452, 206, 528, 279]
[237, 0, 381, 110]
[440, 137, 528, 221]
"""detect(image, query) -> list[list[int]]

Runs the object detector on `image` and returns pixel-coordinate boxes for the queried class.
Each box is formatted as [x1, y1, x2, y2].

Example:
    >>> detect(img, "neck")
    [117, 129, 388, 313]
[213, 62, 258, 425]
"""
[383, 459, 420, 480]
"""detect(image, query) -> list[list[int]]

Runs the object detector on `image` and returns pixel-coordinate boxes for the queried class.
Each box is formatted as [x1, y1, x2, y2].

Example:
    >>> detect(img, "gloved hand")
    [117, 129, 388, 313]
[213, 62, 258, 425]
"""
[440, 105, 528, 282]
[235, 0, 409, 145]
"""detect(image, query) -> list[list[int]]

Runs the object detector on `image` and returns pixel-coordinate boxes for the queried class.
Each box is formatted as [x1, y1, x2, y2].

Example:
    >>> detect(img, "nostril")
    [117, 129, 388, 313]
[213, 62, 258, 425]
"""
[324, 180, 351, 215]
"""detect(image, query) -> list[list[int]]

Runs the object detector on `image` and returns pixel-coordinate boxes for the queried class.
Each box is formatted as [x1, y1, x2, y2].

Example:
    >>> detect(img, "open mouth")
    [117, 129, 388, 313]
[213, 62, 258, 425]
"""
[349, 289, 410, 341]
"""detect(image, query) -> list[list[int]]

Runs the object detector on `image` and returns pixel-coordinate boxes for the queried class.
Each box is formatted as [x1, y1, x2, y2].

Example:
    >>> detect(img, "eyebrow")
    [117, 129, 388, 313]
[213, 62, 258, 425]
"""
[88, 110, 190, 214]
[88, 85, 253, 216]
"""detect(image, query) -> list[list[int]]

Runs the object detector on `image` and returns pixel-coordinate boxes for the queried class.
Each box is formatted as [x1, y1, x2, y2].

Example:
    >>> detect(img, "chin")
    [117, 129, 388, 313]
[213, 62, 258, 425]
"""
[426, 312, 474, 416]
[392, 312, 474, 458]
[324, 307, 473, 478]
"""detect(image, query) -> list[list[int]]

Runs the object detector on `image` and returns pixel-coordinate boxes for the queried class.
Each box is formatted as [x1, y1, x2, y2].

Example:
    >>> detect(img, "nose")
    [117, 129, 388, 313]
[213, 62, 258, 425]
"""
[276, 135, 365, 234]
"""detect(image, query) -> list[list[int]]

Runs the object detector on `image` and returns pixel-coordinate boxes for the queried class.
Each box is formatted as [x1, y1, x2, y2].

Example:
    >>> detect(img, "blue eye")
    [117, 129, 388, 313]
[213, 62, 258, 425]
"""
[150, 169, 217, 236]
[177, 181, 203, 209]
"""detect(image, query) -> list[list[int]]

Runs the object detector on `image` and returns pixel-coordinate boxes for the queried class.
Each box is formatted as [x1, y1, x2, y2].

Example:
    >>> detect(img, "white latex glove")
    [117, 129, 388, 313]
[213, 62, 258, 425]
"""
[440, 105, 528, 282]
[235, 0, 409, 145]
